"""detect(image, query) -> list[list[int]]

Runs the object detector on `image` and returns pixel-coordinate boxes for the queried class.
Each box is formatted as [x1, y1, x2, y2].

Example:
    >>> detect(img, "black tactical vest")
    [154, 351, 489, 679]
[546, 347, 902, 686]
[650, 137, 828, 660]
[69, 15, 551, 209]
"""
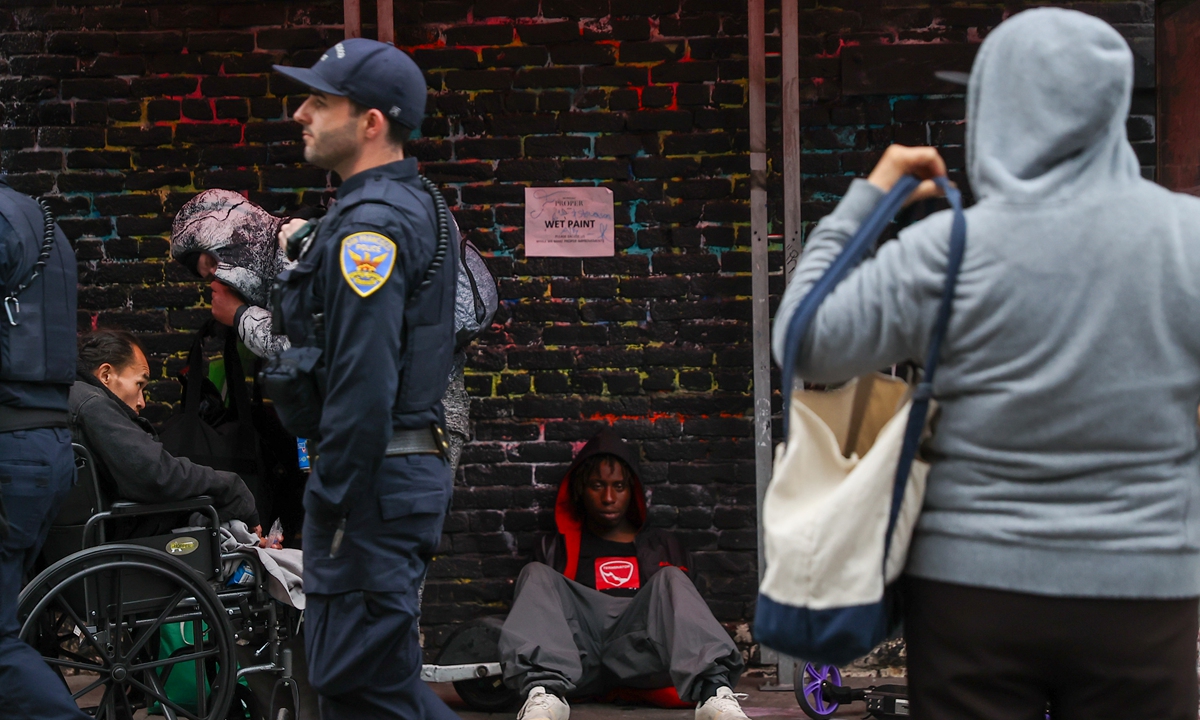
[0, 181, 76, 386]
[264, 172, 456, 439]
[340, 174, 455, 413]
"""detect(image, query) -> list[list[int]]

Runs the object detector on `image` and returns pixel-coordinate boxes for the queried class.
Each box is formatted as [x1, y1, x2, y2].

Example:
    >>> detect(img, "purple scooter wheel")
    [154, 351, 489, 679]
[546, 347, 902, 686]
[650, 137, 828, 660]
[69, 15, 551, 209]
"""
[794, 663, 842, 719]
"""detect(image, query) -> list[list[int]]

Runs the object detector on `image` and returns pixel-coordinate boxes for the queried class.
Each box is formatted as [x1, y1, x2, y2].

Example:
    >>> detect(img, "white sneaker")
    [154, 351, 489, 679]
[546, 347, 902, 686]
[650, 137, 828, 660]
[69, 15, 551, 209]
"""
[695, 686, 750, 720]
[517, 686, 570, 720]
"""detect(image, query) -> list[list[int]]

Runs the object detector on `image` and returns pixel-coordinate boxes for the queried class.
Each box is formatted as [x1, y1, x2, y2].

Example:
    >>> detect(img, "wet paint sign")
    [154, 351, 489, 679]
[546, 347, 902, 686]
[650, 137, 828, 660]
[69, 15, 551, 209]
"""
[524, 187, 615, 257]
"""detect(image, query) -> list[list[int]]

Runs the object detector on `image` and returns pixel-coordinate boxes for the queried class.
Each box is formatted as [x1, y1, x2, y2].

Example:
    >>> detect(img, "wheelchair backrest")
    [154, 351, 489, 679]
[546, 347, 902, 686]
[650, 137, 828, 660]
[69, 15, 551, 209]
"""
[61, 443, 107, 523]
[40, 444, 109, 565]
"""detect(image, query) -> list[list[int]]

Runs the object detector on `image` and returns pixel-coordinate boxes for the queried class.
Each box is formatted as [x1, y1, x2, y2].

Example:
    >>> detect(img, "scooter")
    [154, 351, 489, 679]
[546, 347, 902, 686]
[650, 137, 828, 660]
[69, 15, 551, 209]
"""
[794, 663, 909, 719]
[423, 617, 520, 712]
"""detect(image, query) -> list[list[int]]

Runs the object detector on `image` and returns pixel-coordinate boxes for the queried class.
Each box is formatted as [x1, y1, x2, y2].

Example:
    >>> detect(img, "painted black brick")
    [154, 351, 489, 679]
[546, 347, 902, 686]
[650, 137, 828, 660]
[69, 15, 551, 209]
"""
[1, 0, 1157, 664]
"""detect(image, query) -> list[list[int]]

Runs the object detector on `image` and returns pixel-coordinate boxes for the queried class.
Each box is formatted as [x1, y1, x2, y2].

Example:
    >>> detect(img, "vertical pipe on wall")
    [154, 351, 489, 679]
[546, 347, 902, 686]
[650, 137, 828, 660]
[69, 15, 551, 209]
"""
[377, 0, 395, 44]
[344, 0, 362, 39]
[749, 0, 774, 665]
[781, 0, 801, 282]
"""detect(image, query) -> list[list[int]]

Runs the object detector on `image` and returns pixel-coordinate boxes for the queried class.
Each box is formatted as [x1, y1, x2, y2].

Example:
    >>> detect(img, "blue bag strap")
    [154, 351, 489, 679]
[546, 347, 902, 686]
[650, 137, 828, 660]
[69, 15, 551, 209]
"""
[883, 178, 965, 560]
[776, 175, 966, 559]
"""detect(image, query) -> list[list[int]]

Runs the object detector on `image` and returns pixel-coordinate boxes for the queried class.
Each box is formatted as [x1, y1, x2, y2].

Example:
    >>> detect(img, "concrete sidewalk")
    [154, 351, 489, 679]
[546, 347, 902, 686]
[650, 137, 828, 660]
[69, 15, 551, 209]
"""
[431, 675, 908, 720]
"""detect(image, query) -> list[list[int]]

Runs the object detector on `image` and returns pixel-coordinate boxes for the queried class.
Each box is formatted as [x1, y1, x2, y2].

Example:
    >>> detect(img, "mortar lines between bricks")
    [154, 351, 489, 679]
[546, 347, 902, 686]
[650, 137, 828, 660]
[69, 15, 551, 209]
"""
[0, 0, 1156, 662]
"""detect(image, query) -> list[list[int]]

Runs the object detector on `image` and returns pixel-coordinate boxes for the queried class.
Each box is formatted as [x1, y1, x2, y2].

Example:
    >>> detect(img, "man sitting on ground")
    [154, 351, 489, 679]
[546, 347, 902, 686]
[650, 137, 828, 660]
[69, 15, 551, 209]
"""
[499, 428, 748, 720]
[69, 329, 263, 540]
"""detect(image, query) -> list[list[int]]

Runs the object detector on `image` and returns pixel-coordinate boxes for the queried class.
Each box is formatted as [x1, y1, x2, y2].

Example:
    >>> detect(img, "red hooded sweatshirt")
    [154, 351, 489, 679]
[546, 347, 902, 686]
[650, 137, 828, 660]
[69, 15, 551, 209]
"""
[534, 429, 693, 590]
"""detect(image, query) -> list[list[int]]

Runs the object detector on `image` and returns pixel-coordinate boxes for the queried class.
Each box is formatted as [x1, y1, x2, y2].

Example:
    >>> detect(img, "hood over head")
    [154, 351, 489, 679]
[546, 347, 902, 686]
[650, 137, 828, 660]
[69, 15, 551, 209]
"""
[171, 190, 289, 307]
[554, 428, 647, 580]
[967, 8, 1141, 203]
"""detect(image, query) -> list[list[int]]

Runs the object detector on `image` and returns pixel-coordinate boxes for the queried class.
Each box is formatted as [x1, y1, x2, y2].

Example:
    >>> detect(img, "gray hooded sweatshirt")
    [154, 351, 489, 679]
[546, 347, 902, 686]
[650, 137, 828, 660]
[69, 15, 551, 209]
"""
[773, 8, 1200, 599]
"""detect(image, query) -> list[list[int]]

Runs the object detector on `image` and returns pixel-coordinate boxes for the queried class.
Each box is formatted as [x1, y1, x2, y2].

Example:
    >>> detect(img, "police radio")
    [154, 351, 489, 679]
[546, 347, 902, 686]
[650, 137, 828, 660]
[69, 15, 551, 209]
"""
[270, 218, 322, 337]
[285, 217, 321, 262]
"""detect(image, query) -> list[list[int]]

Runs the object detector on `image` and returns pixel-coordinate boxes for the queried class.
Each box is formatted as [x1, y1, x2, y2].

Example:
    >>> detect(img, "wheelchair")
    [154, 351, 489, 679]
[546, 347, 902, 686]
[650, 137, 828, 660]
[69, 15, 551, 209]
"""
[16, 444, 302, 720]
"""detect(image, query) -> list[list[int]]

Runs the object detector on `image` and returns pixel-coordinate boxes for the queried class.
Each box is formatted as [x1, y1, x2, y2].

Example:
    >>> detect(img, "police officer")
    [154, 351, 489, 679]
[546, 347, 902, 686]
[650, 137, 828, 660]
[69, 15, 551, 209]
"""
[270, 40, 461, 720]
[0, 178, 88, 719]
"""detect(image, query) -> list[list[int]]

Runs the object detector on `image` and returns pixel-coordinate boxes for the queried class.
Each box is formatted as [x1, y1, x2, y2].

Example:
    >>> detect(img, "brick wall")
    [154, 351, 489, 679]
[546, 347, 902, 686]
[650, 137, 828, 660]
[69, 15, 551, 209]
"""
[0, 0, 1155, 661]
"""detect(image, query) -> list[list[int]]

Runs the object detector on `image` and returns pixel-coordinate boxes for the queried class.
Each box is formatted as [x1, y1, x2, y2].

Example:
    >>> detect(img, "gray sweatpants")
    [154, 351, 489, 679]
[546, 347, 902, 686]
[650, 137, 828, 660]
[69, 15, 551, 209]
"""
[498, 562, 744, 702]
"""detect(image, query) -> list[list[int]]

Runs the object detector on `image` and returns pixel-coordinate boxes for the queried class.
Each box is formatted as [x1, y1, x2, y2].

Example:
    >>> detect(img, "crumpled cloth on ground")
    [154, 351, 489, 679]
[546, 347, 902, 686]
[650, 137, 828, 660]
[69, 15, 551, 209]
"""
[213, 517, 306, 609]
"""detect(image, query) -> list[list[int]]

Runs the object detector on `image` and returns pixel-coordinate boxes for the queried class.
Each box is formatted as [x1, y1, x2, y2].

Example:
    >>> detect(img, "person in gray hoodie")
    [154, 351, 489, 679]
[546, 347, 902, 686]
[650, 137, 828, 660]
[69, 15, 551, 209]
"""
[773, 8, 1200, 718]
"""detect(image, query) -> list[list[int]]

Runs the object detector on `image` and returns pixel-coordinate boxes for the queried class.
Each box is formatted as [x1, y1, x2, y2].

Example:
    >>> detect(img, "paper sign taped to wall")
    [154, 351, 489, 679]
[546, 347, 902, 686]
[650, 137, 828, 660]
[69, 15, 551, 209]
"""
[524, 187, 615, 257]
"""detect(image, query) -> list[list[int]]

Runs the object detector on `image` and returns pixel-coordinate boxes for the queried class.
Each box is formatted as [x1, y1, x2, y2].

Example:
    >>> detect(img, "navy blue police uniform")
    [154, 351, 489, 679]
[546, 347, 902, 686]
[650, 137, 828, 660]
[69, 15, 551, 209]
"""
[0, 178, 88, 719]
[270, 40, 461, 720]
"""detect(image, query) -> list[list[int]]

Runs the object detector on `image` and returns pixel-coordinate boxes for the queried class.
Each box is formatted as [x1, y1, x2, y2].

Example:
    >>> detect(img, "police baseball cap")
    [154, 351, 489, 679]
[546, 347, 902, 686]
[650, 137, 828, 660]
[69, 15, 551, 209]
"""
[273, 38, 427, 130]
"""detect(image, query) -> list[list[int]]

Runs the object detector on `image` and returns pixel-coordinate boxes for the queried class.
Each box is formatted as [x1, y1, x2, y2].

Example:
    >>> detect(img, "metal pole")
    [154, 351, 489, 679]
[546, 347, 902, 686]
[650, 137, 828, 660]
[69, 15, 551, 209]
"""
[749, 0, 776, 674]
[781, 0, 802, 282]
[344, 0, 362, 39]
[377, 0, 394, 44]
[770, 0, 802, 690]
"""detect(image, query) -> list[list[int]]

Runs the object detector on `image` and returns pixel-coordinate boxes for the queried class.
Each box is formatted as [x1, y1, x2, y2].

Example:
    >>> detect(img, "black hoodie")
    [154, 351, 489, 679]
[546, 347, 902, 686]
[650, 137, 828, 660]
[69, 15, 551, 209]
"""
[68, 372, 259, 537]
[534, 428, 693, 586]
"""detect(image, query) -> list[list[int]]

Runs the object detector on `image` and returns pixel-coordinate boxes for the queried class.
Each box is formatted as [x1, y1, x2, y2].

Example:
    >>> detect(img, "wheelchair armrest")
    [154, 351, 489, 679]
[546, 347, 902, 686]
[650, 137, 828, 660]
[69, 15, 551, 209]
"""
[108, 497, 217, 517]
[84, 498, 222, 553]
[85, 494, 225, 578]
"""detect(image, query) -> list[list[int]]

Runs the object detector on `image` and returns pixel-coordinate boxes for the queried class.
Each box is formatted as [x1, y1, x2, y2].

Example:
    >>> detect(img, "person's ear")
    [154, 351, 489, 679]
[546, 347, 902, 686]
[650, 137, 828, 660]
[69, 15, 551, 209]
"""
[95, 363, 113, 384]
[365, 109, 388, 142]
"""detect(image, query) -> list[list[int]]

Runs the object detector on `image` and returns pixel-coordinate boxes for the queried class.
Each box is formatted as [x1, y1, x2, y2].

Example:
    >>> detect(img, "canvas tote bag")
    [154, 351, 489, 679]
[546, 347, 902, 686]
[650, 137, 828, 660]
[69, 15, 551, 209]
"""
[755, 175, 966, 666]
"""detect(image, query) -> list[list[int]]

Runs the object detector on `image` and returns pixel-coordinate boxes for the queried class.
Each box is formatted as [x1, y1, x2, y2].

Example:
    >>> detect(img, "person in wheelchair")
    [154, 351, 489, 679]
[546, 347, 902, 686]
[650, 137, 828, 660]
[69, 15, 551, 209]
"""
[69, 329, 262, 540]
[499, 429, 747, 720]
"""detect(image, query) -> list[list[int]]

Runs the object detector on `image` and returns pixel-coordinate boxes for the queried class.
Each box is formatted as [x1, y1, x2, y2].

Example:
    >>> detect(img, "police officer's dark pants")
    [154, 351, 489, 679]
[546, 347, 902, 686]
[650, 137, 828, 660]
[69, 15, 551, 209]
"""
[302, 455, 458, 720]
[498, 562, 744, 703]
[0, 428, 88, 720]
[903, 577, 1199, 720]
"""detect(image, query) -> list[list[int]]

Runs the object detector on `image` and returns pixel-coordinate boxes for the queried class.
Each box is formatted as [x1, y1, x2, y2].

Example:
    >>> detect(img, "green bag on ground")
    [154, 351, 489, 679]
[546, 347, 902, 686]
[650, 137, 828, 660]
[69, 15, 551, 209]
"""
[151, 621, 249, 716]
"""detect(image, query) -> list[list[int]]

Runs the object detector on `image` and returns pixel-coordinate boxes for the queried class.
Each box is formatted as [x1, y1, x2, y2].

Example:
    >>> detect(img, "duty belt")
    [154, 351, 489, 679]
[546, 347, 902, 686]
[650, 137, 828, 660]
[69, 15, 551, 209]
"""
[0, 406, 68, 433]
[385, 424, 448, 458]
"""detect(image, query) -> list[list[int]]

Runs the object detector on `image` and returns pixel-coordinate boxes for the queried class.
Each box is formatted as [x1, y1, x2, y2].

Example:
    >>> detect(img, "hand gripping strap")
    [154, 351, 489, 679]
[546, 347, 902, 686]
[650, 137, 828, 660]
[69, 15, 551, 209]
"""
[777, 176, 967, 561]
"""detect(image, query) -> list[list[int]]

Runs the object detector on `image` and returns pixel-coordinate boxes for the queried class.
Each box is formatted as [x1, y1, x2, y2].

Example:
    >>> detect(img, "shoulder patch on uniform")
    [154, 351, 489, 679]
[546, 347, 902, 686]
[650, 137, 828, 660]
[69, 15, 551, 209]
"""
[340, 232, 396, 298]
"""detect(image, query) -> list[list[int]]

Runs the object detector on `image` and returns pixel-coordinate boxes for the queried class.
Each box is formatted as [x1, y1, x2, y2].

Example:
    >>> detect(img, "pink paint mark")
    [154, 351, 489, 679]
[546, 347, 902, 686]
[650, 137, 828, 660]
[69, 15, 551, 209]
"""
[583, 411, 684, 423]
[819, 38, 860, 58]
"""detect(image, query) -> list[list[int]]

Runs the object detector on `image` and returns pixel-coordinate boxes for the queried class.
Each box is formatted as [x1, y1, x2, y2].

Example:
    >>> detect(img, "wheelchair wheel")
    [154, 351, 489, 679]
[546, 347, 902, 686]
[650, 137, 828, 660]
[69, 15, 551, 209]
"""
[229, 683, 265, 720]
[436, 617, 520, 712]
[18, 544, 238, 720]
[794, 662, 841, 720]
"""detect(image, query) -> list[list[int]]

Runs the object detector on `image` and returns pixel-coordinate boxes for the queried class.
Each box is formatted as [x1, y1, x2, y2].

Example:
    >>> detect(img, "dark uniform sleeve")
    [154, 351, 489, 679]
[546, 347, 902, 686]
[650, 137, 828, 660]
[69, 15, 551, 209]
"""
[309, 220, 410, 512]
